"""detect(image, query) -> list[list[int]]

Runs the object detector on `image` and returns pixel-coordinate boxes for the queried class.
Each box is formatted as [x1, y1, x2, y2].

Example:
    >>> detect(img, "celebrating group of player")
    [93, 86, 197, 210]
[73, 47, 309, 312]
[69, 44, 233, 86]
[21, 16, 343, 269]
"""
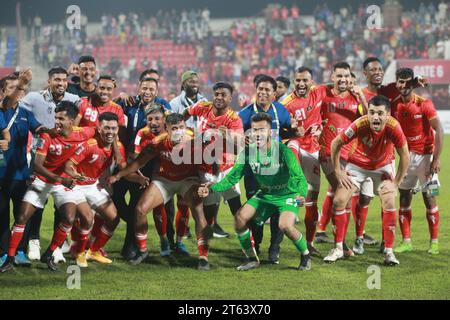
[0, 53, 443, 274]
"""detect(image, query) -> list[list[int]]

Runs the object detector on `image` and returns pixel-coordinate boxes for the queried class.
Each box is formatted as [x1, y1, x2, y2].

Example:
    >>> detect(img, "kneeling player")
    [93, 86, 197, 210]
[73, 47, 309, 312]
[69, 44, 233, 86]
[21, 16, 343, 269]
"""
[198, 112, 311, 271]
[0, 102, 95, 272]
[326, 96, 409, 265]
[65, 112, 149, 267]
[109, 113, 210, 270]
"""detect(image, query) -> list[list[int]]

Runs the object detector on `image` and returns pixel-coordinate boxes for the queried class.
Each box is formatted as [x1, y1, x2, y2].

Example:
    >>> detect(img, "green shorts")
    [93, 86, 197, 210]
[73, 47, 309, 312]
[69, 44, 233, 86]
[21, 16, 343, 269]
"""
[246, 191, 300, 226]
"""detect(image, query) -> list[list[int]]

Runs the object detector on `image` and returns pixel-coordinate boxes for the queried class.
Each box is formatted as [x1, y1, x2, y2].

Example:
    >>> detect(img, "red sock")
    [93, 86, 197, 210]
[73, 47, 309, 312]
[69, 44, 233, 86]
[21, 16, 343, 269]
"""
[8, 224, 26, 257]
[197, 236, 209, 258]
[399, 206, 412, 240]
[50, 223, 72, 251]
[91, 214, 104, 240]
[426, 206, 439, 241]
[304, 202, 318, 242]
[351, 194, 359, 223]
[90, 226, 113, 252]
[176, 204, 190, 240]
[355, 204, 369, 238]
[153, 205, 167, 237]
[332, 209, 347, 243]
[135, 233, 148, 252]
[318, 191, 334, 231]
[76, 229, 90, 254]
[382, 208, 397, 249]
[343, 209, 351, 241]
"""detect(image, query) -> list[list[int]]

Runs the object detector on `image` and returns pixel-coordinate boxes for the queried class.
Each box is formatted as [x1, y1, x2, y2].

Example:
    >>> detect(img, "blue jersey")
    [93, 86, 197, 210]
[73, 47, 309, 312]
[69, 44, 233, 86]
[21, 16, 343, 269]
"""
[0, 105, 41, 180]
[238, 101, 291, 139]
[119, 96, 171, 152]
[0, 112, 6, 131]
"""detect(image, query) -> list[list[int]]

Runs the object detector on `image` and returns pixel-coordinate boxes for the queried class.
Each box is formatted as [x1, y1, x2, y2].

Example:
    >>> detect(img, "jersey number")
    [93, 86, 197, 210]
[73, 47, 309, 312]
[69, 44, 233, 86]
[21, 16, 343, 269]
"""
[49, 144, 63, 155]
[85, 108, 98, 122]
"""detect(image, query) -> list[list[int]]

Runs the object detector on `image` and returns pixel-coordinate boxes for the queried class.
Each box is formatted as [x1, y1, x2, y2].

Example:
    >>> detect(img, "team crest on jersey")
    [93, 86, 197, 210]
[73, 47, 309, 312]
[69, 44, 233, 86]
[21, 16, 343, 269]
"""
[362, 136, 373, 148]
[75, 145, 85, 155]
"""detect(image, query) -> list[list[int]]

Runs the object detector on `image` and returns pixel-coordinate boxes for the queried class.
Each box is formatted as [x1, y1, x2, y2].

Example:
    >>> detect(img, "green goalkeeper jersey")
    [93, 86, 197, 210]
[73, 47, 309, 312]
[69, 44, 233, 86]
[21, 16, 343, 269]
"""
[211, 141, 308, 198]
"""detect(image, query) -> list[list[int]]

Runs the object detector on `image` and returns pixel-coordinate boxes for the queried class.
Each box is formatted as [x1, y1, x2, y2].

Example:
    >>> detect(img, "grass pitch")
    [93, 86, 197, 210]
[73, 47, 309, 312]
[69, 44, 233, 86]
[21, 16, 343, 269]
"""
[1, 137, 449, 300]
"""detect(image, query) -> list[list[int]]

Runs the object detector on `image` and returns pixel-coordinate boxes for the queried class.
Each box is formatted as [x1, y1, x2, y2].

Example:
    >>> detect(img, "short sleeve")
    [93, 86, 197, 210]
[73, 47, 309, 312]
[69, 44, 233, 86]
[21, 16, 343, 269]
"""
[134, 130, 144, 154]
[25, 108, 42, 133]
[422, 100, 437, 121]
[20, 93, 34, 112]
[0, 113, 6, 130]
[118, 143, 127, 166]
[70, 142, 91, 165]
[391, 121, 407, 149]
[229, 115, 244, 133]
[35, 133, 51, 156]
[340, 121, 359, 144]
[117, 108, 126, 127]
[83, 127, 96, 139]
[187, 102, 201, 117]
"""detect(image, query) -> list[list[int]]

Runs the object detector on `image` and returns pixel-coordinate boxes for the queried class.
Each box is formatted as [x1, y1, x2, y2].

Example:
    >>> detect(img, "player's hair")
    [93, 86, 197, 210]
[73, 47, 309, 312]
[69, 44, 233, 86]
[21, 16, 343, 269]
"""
[165, 113, 184, 126]
[396, 68, 414, 80]
[54, 101, 79, 119]
[276, 76, 290, 88]
[139, 69, 159, 81]
[97, 74, 117, 87]
[255, 75, 277, 91]
[251, 112, 273, 126]
[333, 62, 351, 71]
[48, 66, 68, 78]
[253, 73, 266, 85]
[368, 95, 391, 111]
[0, 72, 19, 91]
[99, 112, 119, 123]
[139, 77, 159, 87]
[363, 57, 382, 70]
[145, 102, 165, 116]
[213, 81, 234, 95]
[78, 55, 96, 65]
[295, 66, 313, 76]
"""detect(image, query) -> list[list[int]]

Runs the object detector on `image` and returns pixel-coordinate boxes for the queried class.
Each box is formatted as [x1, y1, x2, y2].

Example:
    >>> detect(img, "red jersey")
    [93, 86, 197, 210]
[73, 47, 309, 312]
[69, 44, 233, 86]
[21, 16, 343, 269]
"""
[35, 127, 96, 184]
[70, 138, 127, 185]
[134, 127, 157, 154]
[148, 132, 198, 181]
[319, 86, 361, 160]
[391, 94, 437, 155]
[282, 86, 325, 153]
[78, 97, 126, 127]
[187, 101, 243, 172]
[362, 83, 400, 104]
[340, 116, 407, 170]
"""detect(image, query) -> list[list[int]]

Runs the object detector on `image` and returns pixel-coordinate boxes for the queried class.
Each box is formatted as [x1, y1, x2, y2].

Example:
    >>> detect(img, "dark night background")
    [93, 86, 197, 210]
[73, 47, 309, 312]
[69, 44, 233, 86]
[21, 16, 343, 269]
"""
[0, 0, 428, 25]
